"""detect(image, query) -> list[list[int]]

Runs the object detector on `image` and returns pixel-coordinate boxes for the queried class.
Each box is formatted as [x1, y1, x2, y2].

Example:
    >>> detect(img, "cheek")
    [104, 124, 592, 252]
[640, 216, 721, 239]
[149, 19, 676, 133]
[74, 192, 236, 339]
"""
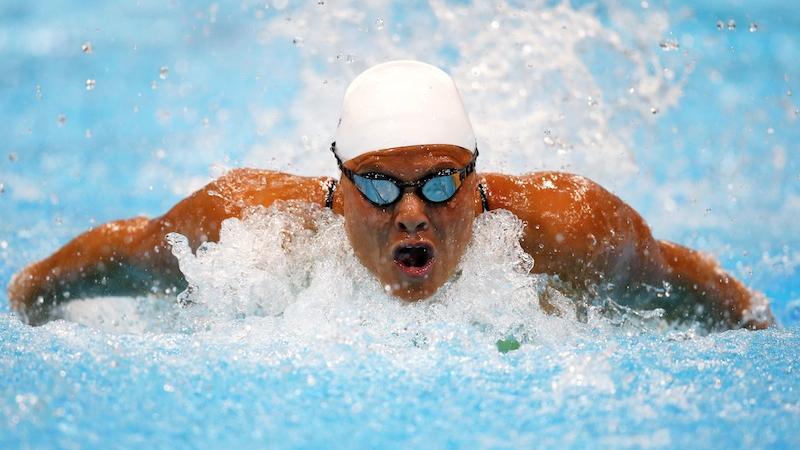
[430, 200, 475, 260]
[344, 194, 393, 260]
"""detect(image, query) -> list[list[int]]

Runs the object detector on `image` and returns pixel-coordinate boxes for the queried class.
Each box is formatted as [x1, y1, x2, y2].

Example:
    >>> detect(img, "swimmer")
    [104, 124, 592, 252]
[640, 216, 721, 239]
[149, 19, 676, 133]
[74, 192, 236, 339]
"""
[7, 60, 773, 329]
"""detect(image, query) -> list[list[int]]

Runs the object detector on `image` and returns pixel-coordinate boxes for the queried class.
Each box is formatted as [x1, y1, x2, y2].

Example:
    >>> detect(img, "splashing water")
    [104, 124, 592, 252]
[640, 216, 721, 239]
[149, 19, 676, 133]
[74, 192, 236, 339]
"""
[58, 204, 597, 353]
[6, 203, 798, 448]
[245, 0, 684, 182]
[2, 0, 799, 448]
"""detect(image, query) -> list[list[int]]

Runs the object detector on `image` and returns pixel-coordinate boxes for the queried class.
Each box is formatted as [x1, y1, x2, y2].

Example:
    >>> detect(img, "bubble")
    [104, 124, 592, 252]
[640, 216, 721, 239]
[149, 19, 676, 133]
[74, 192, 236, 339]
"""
[716, 20, 724, 30]
[159, 66, 169, 80]
[85, 79, 96, 91]
[587, 96, 598, 107]
[0, 182, 4, 194]
[81, 41, 93, 54]
[490, 20, 500, 29]
[650, 107, 659, 114]
[375, 18, 384, 30]
[659, 39, 679, 51]
[151, 80, 158, 90]
[85, 129, 93, 139]
[8, 153, 17, 162]
[57, 114, 67, 126]
[292, 37, 304, 46]
[727, 19, 736, 30]
[34, 84, 42, 100]
[748, 22, 758, 33]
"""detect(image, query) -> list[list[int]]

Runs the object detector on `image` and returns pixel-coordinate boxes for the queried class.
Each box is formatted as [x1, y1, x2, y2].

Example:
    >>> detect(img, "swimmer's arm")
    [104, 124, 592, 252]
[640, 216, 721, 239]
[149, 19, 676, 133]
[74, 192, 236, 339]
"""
[482, 172, 772, 329]
[655, 241, 773, 329]
[7, 169, 333, 325]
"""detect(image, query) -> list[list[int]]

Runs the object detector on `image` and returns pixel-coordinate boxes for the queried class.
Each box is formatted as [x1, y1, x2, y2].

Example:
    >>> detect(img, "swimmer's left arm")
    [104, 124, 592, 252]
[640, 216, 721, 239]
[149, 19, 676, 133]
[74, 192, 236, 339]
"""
[482, 172, 773, 329]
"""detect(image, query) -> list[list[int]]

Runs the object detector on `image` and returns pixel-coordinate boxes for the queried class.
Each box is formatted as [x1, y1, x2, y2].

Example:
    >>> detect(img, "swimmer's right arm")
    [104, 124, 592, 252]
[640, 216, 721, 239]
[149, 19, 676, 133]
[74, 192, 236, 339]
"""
[7, 169, 333, 325]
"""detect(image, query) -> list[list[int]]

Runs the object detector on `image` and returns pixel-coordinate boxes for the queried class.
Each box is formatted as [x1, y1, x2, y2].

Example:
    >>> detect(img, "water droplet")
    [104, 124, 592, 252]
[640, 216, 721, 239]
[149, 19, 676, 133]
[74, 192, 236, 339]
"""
[57, 114, 67, 126]
[34, 84, 42, 100]
[490, 20, 500, 29]
[84, 129, 92, 139]
[155, 148, 166, 159]
[317, 0, 324, 4]
[292, 37, 303, 46]
[767, 127, 774, 135]
[85, 79, 96, 91]
[659, 39, 679, 51]
[787, 90, 792, 97]
[8, 153, 17, 162]
[159, 66, 169, 80]
[163, 383, 175, 393]
[0, 182, 4, 194]
[727, 19, 736, 30]
[587, 96, 598, 107]
[375, 18, 385, 30]
[749, 22, 758, 32]
[650, 107, 659, 114]
[81, 41, 93, 54]
[151, 80, 158, 90]
[716, 20, 724, 30]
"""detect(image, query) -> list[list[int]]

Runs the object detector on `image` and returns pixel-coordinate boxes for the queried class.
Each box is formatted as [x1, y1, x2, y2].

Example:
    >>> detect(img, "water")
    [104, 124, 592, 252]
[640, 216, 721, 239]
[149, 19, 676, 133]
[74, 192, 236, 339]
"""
[1, 0, 799, 448]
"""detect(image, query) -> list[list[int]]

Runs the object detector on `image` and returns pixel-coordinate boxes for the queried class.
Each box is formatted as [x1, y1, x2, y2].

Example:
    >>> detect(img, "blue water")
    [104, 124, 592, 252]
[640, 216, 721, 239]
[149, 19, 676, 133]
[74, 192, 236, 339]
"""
[1, 0, 799, 448]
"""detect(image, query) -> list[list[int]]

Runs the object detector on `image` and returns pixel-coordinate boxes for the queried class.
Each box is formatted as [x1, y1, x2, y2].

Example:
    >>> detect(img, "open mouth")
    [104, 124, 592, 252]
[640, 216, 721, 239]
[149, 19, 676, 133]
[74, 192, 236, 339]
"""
[393, 243, 435, 277]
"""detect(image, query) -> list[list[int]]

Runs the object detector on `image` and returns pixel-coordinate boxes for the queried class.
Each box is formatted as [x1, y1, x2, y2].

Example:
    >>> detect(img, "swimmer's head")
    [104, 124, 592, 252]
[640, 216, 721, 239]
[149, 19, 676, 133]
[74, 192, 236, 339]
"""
[333, 61, 481, 300]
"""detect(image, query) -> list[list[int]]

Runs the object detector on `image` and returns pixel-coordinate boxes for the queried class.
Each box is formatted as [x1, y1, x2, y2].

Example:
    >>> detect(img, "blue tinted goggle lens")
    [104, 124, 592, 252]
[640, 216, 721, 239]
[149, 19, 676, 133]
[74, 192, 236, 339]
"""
[353, 176, 401, 205]
[352, 173, 462, 206]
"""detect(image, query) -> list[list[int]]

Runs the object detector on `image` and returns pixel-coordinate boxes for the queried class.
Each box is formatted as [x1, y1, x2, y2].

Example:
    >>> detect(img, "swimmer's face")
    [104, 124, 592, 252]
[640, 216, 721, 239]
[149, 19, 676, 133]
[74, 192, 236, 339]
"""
[340, 144, 481, 300]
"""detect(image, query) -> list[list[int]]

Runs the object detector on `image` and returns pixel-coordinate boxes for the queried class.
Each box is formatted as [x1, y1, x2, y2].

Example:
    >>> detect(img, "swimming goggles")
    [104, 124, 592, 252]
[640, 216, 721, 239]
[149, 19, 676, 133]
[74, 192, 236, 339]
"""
[330, 142, 478, 207]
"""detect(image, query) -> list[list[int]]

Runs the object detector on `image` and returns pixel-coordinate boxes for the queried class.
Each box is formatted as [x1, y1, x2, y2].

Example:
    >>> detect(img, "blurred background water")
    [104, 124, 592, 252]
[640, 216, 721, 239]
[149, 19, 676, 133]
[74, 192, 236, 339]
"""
[1, 0, 799, 449]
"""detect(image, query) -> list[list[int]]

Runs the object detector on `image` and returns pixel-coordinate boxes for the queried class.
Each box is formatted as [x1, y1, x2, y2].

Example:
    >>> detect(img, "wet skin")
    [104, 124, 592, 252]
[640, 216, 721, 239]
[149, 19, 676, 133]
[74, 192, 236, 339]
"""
[7, 145, 773, 329]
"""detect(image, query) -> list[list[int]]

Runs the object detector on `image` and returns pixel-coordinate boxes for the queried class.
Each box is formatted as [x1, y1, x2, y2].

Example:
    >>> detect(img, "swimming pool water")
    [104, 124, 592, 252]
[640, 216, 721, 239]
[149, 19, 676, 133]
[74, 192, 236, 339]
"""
[1, 0, 799, 448]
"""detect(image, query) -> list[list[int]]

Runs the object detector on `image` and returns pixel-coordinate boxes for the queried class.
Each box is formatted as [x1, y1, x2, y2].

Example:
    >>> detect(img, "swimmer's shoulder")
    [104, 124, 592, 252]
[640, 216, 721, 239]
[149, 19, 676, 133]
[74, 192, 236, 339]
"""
[207, 168, 333, 209]
[480, 171, 607, 214]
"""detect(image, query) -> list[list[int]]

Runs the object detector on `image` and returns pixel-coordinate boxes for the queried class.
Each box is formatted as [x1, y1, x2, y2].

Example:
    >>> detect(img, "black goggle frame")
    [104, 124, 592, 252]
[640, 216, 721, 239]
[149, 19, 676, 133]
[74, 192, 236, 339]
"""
[330, 142, 479, 207]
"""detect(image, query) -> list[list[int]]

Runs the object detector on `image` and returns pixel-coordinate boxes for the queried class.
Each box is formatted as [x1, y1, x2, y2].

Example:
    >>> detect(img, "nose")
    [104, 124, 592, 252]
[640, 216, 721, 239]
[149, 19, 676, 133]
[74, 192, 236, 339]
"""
[394, 192, 429, 233]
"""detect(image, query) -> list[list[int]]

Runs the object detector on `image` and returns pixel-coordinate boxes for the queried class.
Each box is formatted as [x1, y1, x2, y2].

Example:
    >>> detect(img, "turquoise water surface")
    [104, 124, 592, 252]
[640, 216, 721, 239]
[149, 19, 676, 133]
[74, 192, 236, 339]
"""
[1, 1, 799, 448]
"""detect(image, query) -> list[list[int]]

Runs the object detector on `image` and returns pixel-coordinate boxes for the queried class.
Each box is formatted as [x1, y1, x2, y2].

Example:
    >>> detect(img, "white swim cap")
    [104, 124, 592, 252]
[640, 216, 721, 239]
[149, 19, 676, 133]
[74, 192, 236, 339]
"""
[334, 60, 476, 161]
